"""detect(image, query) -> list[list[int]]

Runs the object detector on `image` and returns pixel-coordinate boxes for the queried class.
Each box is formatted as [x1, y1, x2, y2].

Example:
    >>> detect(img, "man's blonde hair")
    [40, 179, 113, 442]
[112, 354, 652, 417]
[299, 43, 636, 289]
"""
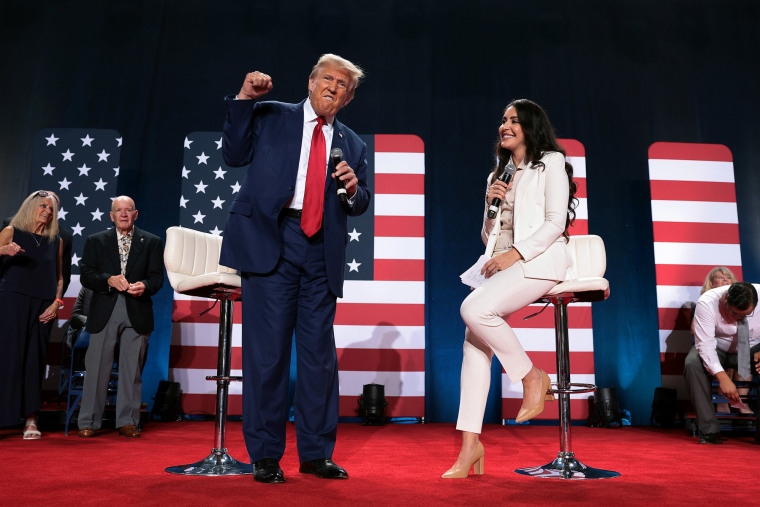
[309, 53, 364, 98]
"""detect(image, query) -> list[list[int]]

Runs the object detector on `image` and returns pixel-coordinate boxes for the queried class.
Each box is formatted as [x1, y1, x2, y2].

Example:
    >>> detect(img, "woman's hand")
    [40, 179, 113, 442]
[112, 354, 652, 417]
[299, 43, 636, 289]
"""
[486, 180, 511, 204]
[39, 302, 59, 324]
[0, 242, 25, 257]
[481, 249, 523, 278]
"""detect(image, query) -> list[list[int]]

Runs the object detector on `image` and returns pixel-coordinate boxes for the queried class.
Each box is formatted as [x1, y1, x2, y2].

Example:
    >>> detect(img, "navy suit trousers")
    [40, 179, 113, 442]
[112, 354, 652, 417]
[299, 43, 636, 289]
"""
[241, 215, 339, 463]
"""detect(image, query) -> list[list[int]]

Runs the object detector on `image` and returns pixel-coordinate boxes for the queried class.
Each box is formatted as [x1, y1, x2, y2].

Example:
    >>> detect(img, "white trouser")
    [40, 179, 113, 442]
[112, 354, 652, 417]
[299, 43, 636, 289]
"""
[456, 263, 557, 434]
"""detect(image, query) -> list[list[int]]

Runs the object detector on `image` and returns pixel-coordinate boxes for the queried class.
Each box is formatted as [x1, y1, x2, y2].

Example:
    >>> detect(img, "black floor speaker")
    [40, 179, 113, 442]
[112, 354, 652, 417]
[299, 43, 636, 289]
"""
[151, 381, 185, 421]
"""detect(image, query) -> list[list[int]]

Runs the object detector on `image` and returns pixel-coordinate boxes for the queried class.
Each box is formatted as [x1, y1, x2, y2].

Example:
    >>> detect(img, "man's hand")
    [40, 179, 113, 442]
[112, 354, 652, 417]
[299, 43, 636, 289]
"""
[127, 281, 146, 297]
[754, 351, 760, 374]
[238, 71, 273, 100]
[717, 375, 740, 402]
[332, 161, 359, 197]
[108, 274, 130, 292]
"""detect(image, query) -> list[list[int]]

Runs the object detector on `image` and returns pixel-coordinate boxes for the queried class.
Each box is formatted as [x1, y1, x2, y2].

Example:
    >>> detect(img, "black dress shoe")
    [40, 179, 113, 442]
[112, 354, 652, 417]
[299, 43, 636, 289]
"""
[299, 458, 348, 479]
[698, 432, 723, 444]
[253, 458, 285, 483]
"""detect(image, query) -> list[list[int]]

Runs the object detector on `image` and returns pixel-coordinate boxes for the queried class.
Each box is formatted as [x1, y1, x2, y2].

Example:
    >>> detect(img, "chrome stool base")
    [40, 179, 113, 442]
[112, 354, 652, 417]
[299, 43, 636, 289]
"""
[515, 292, 620, 481]
[515, 452, 620, 480]
[164, 297, 251, 476]
[166, 449, 252, 476]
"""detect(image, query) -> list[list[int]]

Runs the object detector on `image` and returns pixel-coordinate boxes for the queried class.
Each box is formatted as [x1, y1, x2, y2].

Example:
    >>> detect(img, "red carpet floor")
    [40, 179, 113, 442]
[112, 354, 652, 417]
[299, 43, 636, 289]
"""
[1, 422, 755, 505]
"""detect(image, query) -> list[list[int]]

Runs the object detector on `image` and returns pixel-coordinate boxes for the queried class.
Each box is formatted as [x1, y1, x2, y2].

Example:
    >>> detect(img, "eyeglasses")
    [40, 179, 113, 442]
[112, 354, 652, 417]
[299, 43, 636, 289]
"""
[35, 190, 59, 205]
[727, 305, 755, 320]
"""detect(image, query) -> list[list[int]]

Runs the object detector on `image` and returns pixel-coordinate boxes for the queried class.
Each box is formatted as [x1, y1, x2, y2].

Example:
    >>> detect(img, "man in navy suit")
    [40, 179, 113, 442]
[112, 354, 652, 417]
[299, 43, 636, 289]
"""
[221, 54, 371, 483]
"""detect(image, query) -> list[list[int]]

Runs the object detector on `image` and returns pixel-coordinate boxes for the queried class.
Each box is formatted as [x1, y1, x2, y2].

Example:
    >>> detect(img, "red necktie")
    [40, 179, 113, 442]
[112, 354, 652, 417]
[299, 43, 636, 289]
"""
[301, 117, 326, 237]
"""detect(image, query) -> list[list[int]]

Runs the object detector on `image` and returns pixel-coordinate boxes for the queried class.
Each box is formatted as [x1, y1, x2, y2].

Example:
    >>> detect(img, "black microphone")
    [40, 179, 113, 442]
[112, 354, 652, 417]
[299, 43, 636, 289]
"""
[331, 147, 348, 204]
[487, 160, 517, 219]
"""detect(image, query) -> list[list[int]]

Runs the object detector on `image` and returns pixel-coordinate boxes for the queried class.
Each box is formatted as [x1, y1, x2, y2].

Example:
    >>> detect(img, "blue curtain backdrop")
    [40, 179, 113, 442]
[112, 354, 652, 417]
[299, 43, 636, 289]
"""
[1, 0, 759, 424]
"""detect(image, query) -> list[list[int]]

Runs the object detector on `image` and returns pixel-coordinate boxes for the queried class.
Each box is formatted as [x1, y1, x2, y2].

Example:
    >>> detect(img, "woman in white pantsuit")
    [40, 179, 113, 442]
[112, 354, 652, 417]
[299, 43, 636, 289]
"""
[442, 100, 578, 479]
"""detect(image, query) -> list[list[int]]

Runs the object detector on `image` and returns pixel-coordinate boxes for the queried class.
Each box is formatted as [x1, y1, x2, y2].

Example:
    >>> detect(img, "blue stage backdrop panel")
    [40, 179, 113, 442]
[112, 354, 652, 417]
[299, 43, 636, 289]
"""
[1, 1, 759, 424]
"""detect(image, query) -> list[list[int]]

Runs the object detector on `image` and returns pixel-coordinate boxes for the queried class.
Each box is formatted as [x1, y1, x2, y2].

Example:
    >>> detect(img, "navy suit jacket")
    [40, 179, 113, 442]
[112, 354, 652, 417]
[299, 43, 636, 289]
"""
[220, 97, 371, 298]
[80, 226, 164, 334]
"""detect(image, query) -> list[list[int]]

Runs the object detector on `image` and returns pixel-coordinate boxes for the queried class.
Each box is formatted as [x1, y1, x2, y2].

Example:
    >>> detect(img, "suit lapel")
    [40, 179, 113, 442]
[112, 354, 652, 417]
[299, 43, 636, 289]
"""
[513, 164, 535, 227]
[124, 227, 143, 277]
[105, 228, 120, 272]
[326, 119, 348, 193]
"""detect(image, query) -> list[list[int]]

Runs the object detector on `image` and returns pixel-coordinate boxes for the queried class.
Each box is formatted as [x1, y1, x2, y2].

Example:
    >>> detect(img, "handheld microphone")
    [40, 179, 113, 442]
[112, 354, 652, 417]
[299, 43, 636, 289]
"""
[487, 161, 517, 219]
[330, 147, 348, 204]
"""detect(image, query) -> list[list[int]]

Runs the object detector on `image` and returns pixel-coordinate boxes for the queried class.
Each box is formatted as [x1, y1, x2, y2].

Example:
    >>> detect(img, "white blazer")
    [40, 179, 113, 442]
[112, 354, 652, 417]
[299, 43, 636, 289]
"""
[482, 151, 570, 282]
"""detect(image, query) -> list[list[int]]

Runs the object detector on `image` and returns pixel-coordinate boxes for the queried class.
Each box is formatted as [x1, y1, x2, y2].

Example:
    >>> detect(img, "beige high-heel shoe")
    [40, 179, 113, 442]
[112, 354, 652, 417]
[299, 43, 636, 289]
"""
[441, 441, 485, 479]
[515, 369, 554, 423]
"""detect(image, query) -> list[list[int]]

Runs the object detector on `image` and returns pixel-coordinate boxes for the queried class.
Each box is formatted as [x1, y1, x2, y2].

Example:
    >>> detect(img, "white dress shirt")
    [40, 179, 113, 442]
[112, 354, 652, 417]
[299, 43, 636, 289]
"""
[288, 100, 335, 210]
[693, 284, 760, 375]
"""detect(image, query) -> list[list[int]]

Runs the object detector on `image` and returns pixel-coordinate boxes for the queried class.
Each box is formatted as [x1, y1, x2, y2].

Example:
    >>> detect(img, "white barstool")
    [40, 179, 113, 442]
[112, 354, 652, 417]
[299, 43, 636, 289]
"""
[162, 226, 251, 476]
[515, 235, 620, 480]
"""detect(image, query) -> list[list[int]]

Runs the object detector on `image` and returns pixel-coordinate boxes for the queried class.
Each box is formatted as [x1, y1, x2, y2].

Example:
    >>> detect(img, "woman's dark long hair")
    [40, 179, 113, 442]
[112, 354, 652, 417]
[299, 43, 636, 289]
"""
[490, 99, 578, 239]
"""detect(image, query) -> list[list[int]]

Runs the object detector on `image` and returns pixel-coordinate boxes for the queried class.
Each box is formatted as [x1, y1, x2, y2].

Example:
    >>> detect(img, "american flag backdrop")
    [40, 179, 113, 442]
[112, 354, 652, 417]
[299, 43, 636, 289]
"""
[648, 142, 742, 400]
[500, 139, 596, 421]
[27, 128, 123, 390]
[336, 135, 425, 417]
[169, 132, 426, 418]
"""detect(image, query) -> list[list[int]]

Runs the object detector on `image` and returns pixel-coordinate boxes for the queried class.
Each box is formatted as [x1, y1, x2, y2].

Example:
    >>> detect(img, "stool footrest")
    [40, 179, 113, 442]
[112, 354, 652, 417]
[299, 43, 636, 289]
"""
[205, 376, 243, 382]
[549, 383, 597, 395]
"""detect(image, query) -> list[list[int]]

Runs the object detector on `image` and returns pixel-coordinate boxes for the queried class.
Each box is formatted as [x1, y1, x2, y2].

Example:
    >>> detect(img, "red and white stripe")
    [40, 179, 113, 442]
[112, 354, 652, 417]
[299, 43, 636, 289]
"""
[337, 135, 425, 417]
[648, 142, 741, 398]
[501, 139, 595, 421]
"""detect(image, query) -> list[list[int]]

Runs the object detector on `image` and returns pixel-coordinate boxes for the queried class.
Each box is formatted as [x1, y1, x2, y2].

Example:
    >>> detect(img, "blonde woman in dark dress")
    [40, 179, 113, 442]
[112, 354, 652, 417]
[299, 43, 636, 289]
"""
[0, 191, 64, 439]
